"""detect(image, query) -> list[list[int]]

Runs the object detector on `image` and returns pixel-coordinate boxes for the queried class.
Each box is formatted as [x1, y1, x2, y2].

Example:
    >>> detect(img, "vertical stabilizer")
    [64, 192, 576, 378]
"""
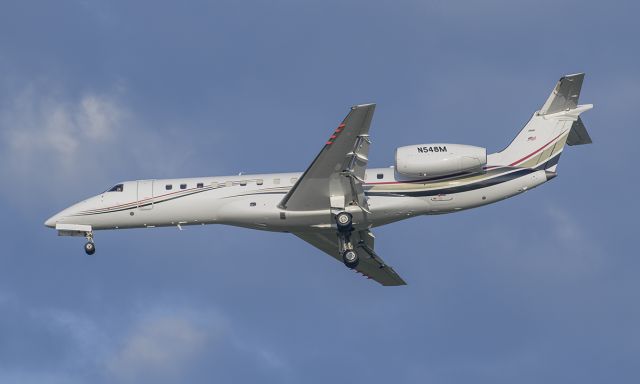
[490, 73, 592, 171]
[539, 73, 584, 115]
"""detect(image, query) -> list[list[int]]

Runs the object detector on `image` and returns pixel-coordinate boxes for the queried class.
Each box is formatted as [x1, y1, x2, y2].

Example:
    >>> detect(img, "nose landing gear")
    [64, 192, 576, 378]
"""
[84, 231, 96, 255]
[84, 241, 96, 255]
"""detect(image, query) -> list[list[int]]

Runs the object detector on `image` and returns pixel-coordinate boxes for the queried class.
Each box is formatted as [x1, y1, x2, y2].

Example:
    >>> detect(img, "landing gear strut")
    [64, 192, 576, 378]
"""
[84, 231, 95, 255]
[335, 212, 358, 268]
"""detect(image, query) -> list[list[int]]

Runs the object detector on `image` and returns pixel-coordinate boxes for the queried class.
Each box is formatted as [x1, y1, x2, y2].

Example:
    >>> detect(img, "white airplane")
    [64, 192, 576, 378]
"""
[45, 73, 592, 286]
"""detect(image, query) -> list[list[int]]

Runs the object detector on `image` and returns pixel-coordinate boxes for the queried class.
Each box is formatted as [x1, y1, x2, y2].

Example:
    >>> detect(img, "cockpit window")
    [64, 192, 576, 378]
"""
[108, 184, 124, 192]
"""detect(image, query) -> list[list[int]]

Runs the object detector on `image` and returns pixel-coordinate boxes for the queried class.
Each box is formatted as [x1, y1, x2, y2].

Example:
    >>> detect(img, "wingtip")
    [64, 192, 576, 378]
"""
[352, 103, 376, 109]
[562, 72, 585, 80]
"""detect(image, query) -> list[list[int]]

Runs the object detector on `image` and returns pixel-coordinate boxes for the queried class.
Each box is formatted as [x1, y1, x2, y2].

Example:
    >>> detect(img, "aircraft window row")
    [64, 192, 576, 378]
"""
[164, 182, 206, 191]
[107, 184, 124, 192]
[115, 173, 385, 195]
[163, 178, 275, 191]
[217, 179, 270, 187]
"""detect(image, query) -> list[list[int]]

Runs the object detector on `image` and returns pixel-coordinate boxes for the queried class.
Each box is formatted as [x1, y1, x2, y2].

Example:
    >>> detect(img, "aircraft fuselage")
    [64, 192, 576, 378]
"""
[45, 166, 551, 233]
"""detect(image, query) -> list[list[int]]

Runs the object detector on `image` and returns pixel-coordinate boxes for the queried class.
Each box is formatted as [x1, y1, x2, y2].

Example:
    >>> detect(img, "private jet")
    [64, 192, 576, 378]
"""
[45, 73, 592, 286]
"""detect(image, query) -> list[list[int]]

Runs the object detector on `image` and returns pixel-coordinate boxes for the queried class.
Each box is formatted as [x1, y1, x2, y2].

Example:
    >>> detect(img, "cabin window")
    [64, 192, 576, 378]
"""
[250, 202, 256, 207]
[377, 173, 384, 180]
[240, 181, 247, 186]
[273, 178, 280, 185]
[256, 179, 263, 185]
[197, 182, 204, 188]
[165, 184, 173, 190]
[180, 183, 187, 189]
[211, 182, 219, 188]
[290, 177, 298, 184]
[108, 184, 124, 192]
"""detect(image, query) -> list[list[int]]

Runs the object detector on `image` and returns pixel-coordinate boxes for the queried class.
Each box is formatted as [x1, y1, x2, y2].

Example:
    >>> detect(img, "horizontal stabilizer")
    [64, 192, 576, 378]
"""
[567, 117, 592, 146]
[540, 73, 584, 115]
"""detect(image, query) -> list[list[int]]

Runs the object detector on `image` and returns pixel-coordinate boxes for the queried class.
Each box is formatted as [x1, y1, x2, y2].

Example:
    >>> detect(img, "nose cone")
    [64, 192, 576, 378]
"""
[44, 196, 99, 229]
[44, 214, 59, 228]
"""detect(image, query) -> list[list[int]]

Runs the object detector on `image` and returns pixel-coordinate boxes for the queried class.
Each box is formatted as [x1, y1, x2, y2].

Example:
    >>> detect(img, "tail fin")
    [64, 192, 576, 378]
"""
[539, 72, 584, 115]
[491, 73, 593, 171]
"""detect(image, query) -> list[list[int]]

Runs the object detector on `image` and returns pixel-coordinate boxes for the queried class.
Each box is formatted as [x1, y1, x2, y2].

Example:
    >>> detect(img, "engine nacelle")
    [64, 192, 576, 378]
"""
[395, 144, 487, 178]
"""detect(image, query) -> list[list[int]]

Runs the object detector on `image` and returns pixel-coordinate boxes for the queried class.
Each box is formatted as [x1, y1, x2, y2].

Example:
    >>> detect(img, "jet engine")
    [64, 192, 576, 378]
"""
[395, 144, 487, 178]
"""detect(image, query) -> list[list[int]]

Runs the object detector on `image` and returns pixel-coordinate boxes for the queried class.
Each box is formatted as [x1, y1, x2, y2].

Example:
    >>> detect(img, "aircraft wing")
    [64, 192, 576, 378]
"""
[279, 104, 375, 212]
[293, 229, 407, 286]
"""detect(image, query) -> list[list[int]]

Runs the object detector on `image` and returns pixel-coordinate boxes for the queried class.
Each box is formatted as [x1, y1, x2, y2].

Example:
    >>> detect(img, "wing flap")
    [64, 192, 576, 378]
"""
[279, 104, 375, 211]
[293, 230, 407, 286]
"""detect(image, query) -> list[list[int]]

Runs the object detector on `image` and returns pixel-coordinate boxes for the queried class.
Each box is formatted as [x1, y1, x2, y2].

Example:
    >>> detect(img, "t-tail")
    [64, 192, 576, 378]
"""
[490, 73, 593, 176]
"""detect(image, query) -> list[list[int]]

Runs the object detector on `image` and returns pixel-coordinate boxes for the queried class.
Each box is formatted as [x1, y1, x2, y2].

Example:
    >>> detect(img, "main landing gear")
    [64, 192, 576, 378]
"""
[336, 212, 359, 269]
[84, 231, 96, 255]
[335, 211, 353, 232]
[342, 249, 358, 269]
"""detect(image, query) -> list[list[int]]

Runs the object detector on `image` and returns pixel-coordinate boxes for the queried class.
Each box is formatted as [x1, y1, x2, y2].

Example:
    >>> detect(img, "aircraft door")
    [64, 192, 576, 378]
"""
[137, 180, 154, 210]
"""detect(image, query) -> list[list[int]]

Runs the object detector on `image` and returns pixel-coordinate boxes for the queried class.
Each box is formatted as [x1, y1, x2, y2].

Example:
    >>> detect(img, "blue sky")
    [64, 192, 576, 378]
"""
[1, 1, 638, 383]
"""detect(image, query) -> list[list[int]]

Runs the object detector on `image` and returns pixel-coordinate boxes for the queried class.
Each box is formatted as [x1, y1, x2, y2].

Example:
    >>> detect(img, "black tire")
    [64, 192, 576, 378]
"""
[342, 249, 359, 269]
[335, 212, 353, 232]
[84, 242, 96, 255]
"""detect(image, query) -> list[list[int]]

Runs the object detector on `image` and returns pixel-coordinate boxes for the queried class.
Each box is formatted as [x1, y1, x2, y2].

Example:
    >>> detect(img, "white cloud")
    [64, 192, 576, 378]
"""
[545, 207, 585, 246]
[1, 83, 123, 168]
[233, 338, 290, 373]
[0, 80, 214, 207]
[542, 205, 604, 275]
[2, 296, 283, 384]
[0, 82, 130, 204]
[478, 204, 604, 282]
[44, 308, 111, 361]
[105, 307, 224, 383]
[77, 94, 124, 141]
[103, 303, 292, 383]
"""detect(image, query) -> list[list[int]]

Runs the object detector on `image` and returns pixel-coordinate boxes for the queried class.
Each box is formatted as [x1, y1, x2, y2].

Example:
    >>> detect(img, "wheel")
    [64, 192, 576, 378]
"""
[84, 242, 96, 255]
[335, 212, 353, 232]
[342, 249, 359, 269]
